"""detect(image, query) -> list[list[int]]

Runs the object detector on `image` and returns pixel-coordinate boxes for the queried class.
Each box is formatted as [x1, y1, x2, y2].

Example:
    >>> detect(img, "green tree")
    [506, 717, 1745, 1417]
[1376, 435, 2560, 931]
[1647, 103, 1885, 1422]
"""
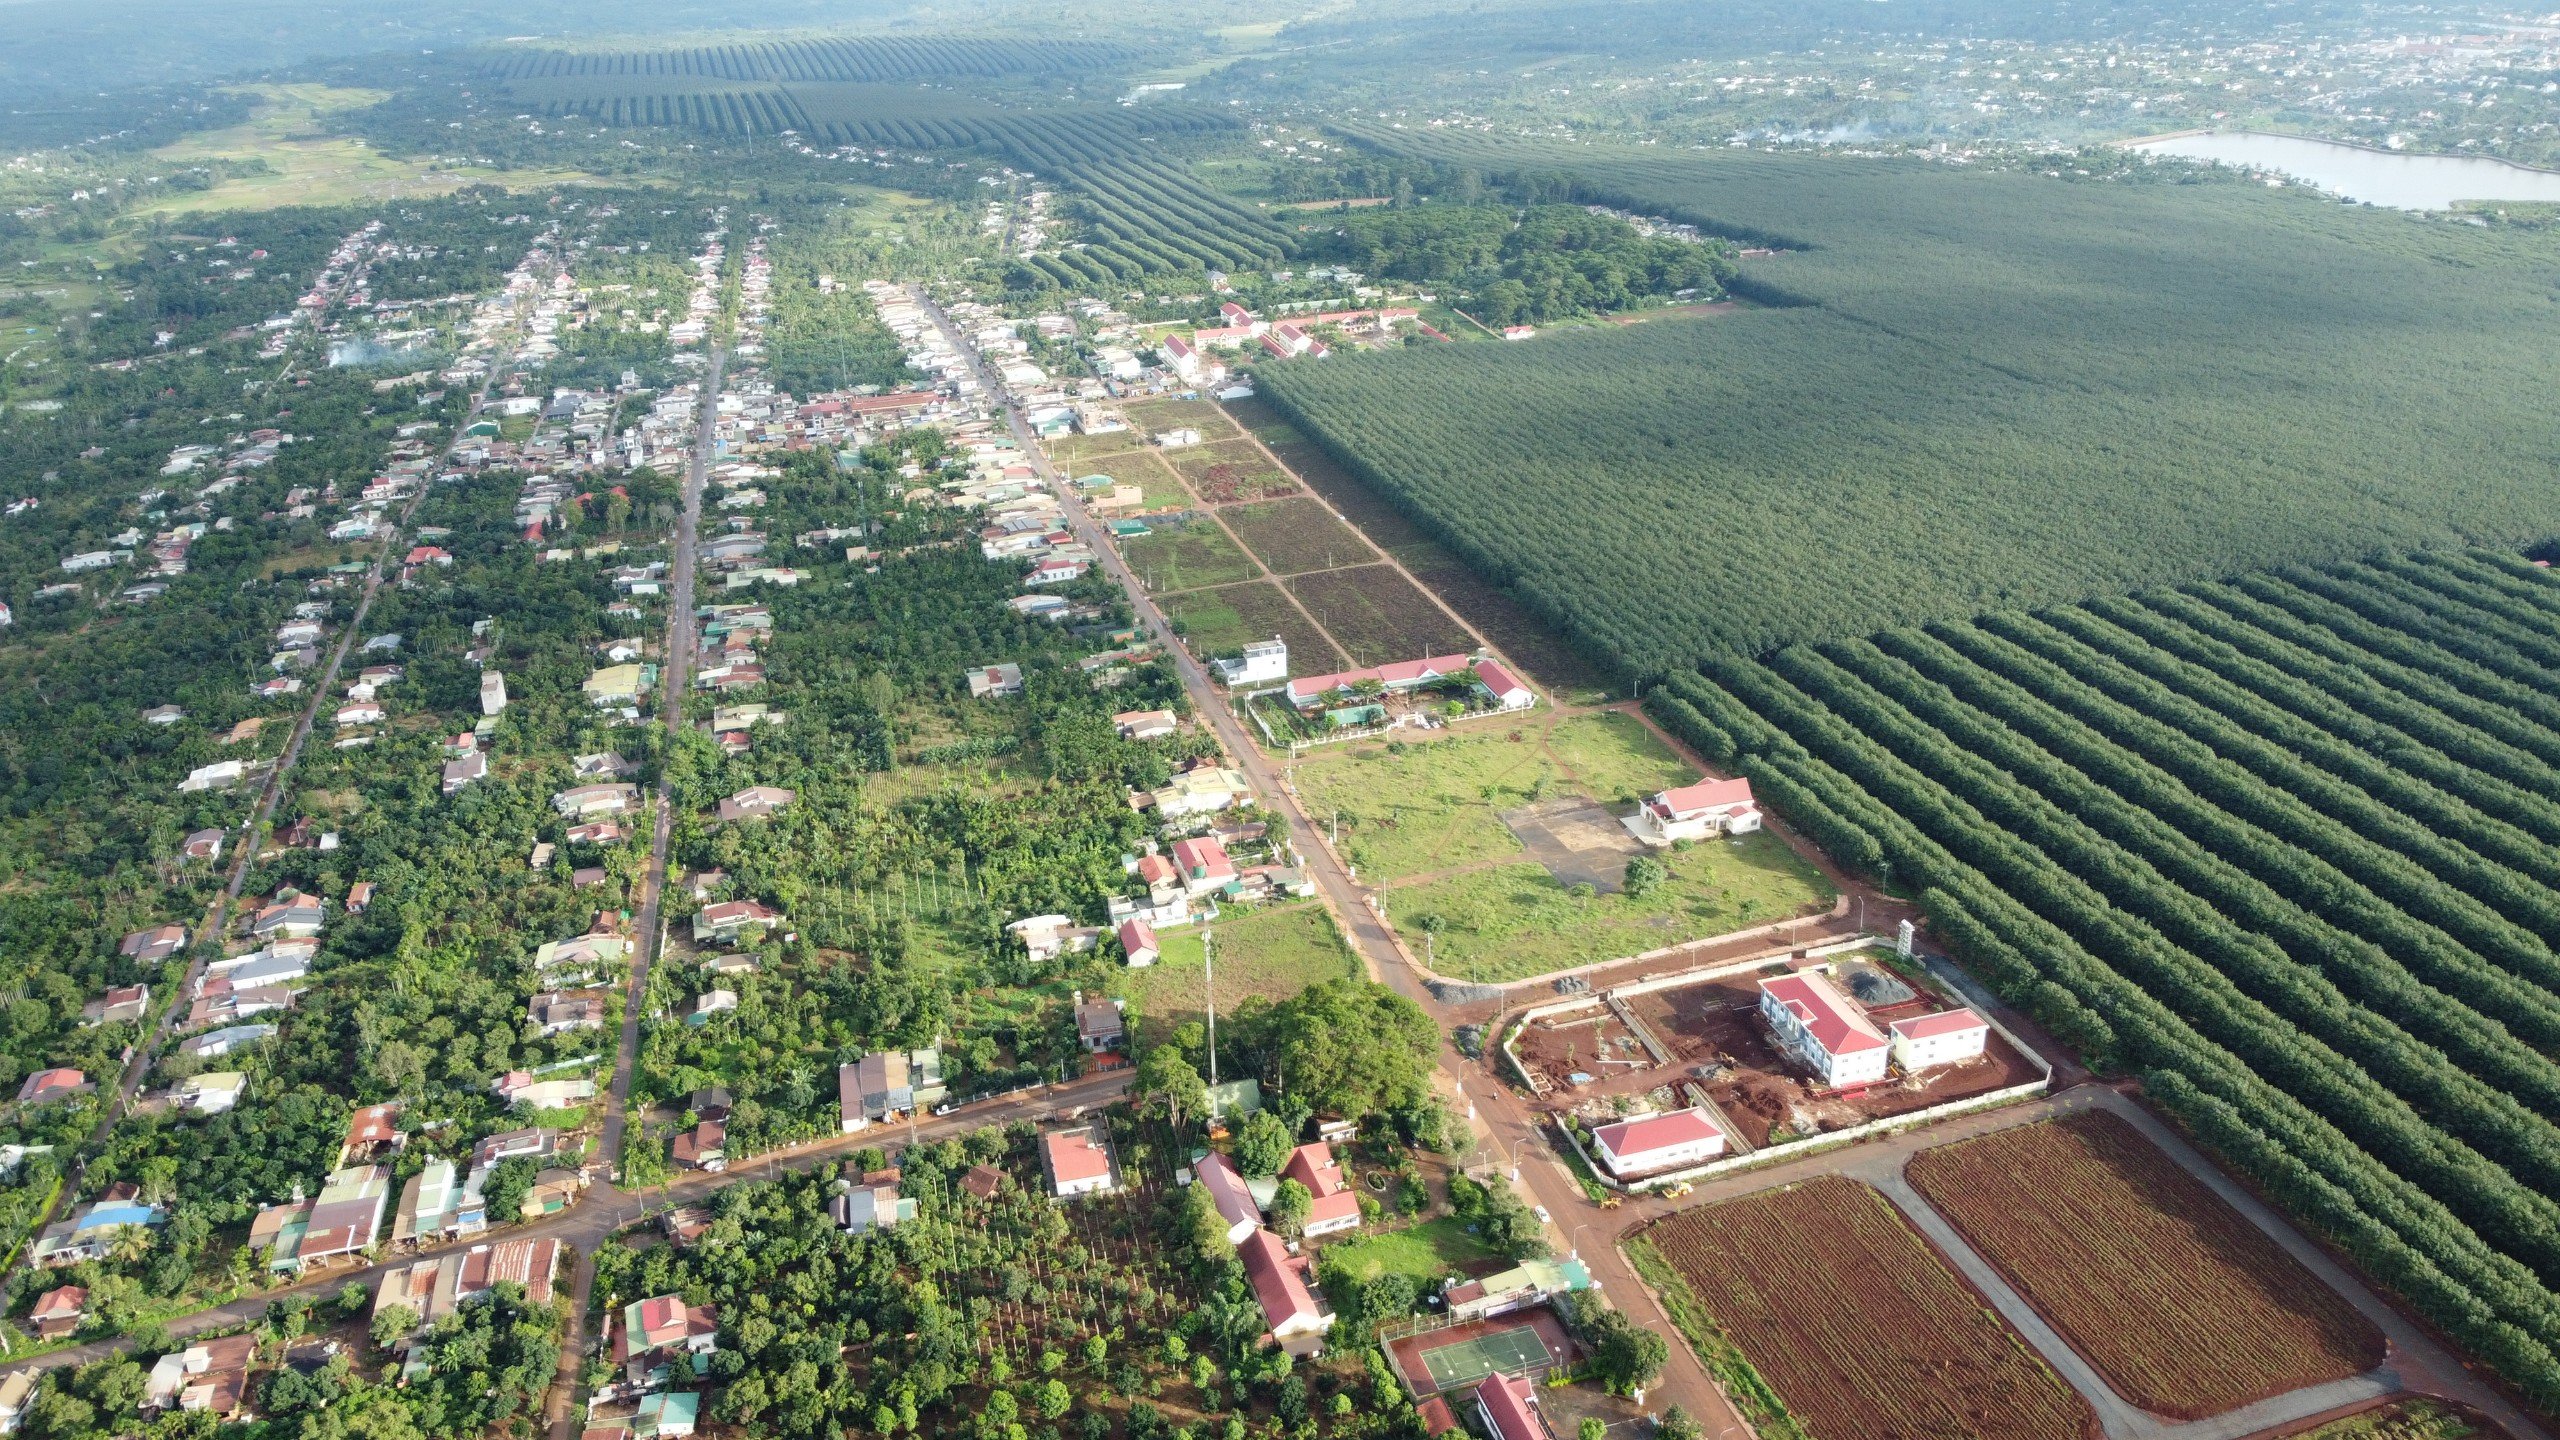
[1268, 1178, 1312, 1240]
[369, 1303, 419, 1352]
[1134, 1045, 1208, 1130]
[1035, 1380, 1072, 1419]
[1234, 1111, 1293, 1177]
[1570, 1300, 1669, 1397]
[1622, 854, 1668, 899]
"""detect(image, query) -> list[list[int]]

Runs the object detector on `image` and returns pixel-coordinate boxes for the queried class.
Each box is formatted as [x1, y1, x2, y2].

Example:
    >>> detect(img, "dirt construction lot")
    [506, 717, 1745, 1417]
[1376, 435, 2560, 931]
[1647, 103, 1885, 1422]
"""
[1625, 966, 2043, 1147]
[1500, 795, 1643, 892]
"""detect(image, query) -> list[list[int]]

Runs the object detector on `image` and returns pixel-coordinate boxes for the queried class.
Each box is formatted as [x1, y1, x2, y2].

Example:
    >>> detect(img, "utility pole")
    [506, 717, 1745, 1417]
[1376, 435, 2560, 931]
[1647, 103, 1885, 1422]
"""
[1203, 928, 1217, 1090]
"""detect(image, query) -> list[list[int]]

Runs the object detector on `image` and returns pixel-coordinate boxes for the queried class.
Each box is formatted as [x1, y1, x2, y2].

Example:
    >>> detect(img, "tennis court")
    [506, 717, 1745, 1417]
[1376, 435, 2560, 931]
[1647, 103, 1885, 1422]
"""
[1416, 1323, 1564, 1390]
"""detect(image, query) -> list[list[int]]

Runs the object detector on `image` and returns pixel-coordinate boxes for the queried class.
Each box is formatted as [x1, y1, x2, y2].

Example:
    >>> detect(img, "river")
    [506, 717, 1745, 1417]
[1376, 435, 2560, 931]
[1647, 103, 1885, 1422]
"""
[2123, 131, 2560, 211]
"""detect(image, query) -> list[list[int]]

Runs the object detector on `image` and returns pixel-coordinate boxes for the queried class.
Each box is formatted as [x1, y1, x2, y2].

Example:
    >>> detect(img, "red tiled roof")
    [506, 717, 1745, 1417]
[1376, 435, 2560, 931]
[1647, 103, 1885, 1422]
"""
[1890, 1008, 1987, 1040]
[1761, 973, 1889, 1055]
[1656, 777, 1755, 816]
[1194, 1152, 1258, 1230]
[1238, 1229, 1320, 1332]
[1475, 1373, 1545, 1440]
[1593, 1108, 1725, 1165]
[1044, 1129, 1112, 1185]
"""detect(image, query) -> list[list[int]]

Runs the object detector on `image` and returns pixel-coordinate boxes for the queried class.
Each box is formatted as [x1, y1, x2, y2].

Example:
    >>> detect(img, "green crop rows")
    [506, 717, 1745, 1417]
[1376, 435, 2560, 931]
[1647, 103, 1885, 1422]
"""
[1258, 133, 2560, 676]
[483, 35, 1133, 84]
[1644, 549, 2560, 1410]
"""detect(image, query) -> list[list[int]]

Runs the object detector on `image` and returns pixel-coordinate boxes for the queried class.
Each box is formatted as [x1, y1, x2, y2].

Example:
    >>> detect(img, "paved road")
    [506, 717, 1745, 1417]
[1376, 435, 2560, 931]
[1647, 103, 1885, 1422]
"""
[543, 340, 724, 1440]
[904, 290, 1765, 1439]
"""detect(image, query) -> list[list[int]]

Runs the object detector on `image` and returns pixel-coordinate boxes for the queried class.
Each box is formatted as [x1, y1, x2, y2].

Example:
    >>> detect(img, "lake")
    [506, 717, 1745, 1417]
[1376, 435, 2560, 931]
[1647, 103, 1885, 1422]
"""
[2124, 131, 2560, 210]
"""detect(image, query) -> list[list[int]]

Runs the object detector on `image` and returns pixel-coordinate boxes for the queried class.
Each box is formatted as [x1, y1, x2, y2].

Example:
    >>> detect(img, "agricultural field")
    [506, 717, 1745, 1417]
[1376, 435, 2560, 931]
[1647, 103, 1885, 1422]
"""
[1388, 831, 1832, 983]
[485, 35, 1136, 84]
[1907, 1111, 2384, 1418]
[1262, 134, 2560, 674]
[1219, 496, 1375, 576]
[1159, 581, 1348, 675]
[1224, 396, 1615, 702]
[142, 84, 599, 214]
[1111, 900, 1359, 1043]
[1170, 438, 1299, 505]
[1120, 517, 1260, 592]
[2300, 1400, 2506, 1440]
[1645, 547, 2560, 1409]
[1124, 398, 1242, 443]
[1638, 1177, 2096, 1440]
[1287, 565, 1474, 667]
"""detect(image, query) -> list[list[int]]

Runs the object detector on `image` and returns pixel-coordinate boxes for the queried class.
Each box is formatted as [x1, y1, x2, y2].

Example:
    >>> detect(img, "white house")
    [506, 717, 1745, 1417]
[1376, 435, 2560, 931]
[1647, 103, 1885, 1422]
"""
[1590, 1108, 1728, 1178]
[1471, 660, 1535, 712]
[1629, 777, 1763, 846]
[1214, 637, 1288, 688]
[1889, 1009, 1991, 1073]
[1759, 973, 1891, 1088]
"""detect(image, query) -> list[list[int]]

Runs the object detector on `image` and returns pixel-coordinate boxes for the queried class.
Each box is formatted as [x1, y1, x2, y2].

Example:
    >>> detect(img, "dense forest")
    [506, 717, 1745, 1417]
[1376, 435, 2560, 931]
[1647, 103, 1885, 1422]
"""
[1643, 548, 2560, 1410]
[1260, 136, 2560, 676]
[1297, 205, 1732, 325]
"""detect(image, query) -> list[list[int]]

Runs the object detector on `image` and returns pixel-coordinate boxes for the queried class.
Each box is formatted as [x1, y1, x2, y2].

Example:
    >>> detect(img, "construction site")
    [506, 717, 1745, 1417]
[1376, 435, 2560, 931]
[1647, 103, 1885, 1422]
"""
[1507, 947, 2045, 1152]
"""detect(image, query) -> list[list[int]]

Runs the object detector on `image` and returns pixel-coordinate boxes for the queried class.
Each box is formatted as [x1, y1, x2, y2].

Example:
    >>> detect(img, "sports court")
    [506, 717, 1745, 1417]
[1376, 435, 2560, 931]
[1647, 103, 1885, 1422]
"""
[1383, 1308, 1578, 1396]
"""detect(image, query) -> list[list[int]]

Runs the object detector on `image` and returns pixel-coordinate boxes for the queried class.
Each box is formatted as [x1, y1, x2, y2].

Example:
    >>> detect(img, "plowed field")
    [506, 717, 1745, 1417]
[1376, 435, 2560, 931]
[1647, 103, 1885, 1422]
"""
[1643, 1176, 2095, 1440]
[1907, 1110, 2383, 1419]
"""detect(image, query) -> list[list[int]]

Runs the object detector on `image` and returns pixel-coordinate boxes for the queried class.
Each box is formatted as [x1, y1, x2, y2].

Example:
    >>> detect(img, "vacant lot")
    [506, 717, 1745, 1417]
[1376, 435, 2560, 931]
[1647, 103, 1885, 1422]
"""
[1287, 565, 1472, 665]
[1908, 1111, 2384, 1419]
[1221, 496, 1376, 575]
[1122, 518, 1260, 592]
[1172, 439, 1299, 504]
[1114, 901, 1357, 1042]
[1125, 397, 1242, 442]
[1292, 728, 1559, 882]
[1640, 1177, 2096, 1440]
[1543, 711, 1693, 806]
[1388, 832, 1832, 983]
[1069, 449, 1191, 510]
[1316, 1215, 1500, 1288]
[1047, 429, 1146, 467]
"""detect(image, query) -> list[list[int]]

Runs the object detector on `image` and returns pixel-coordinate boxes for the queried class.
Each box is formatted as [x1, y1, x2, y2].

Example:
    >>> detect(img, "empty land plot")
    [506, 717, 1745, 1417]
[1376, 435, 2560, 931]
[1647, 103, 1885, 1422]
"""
[1173, 439, 1301, 504]
[1907, 1110, 2384, 1419]
[1295, 730, 1553, 881]
[1125, 397, 1241, 441]
[1121, 518, 1260, 592]
[1220, 394, 1312, 450]
[1114, 901, 1357, 1044]
[1048, 429, 1148, 467]
[1639, 1177, 2097, 1440]
[1221, 496, 1377, 575]
[1164, 581, 1347, 675]
[1543, 711, 1696, 806]
[1288, 565, 1473, 665]
[1388, 832, 1833, 983]
[1071, 448, 1191, 509]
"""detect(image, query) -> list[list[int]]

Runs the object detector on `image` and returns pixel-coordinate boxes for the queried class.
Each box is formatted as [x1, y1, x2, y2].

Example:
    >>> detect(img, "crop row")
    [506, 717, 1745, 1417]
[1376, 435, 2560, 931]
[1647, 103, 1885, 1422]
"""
[1641, 549, 2560, 1410]
[486, 36, 1132, 83]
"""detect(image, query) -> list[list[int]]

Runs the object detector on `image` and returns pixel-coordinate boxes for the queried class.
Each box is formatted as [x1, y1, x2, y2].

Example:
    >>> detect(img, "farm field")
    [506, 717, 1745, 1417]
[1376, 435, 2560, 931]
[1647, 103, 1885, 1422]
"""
[1225, 397, 1616, 702]
[1264, 134, 2560, 673]
[1907, 1111, 2384, 1418]
[1638, 1176, 2096, 1440]
[1112, 901, 1358, 1043]
[1644, 547, 2560, 1408]
[1160, 580, 1347, 676]
[1124, 398, 1242, 443]
[1170, 438, 1299, 504]
[1388, 832, 1832, 983]
[1220, 496, 1376, 576]
[1121, 518, 1260, 592]
[144, 84, 600, 213]
[1287, 565, 1473, 667]
[2299, 1400, 2505, 1440]
[1048, 429, 1148, 468]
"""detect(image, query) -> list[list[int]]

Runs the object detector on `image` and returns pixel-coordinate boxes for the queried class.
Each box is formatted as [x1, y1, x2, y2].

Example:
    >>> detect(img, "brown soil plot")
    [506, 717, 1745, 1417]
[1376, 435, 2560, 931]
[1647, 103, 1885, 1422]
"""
[1645, 1176, 2096, 1440]
[1906, 1109, 2384, 1420]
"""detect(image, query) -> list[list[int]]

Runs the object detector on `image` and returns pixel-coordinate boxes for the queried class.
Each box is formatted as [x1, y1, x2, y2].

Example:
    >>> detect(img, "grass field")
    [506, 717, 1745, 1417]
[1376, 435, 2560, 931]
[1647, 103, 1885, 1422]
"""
[1293, 729, 1562, 882]
[1112, 901, 1358, 1042]
[143, 85, 600, 214]
[1220, 496, 1376, 575]
[1642, 1177, 2096, 1440]
[1122, 518, 1261, 593]
[1124, 398, 1242, 442]
[1543, 711, 1695, 806]
[1072, 449, 1193, 511]
[2297, 1400, 2497, 1440]
[1388, 833, 1833, 982]
[1049, 430, 1147, 467]
[1315, 1215, 1500, 1287]
[1906, 1111, 2383, 1419]
[1287, 565, 1472, 667]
